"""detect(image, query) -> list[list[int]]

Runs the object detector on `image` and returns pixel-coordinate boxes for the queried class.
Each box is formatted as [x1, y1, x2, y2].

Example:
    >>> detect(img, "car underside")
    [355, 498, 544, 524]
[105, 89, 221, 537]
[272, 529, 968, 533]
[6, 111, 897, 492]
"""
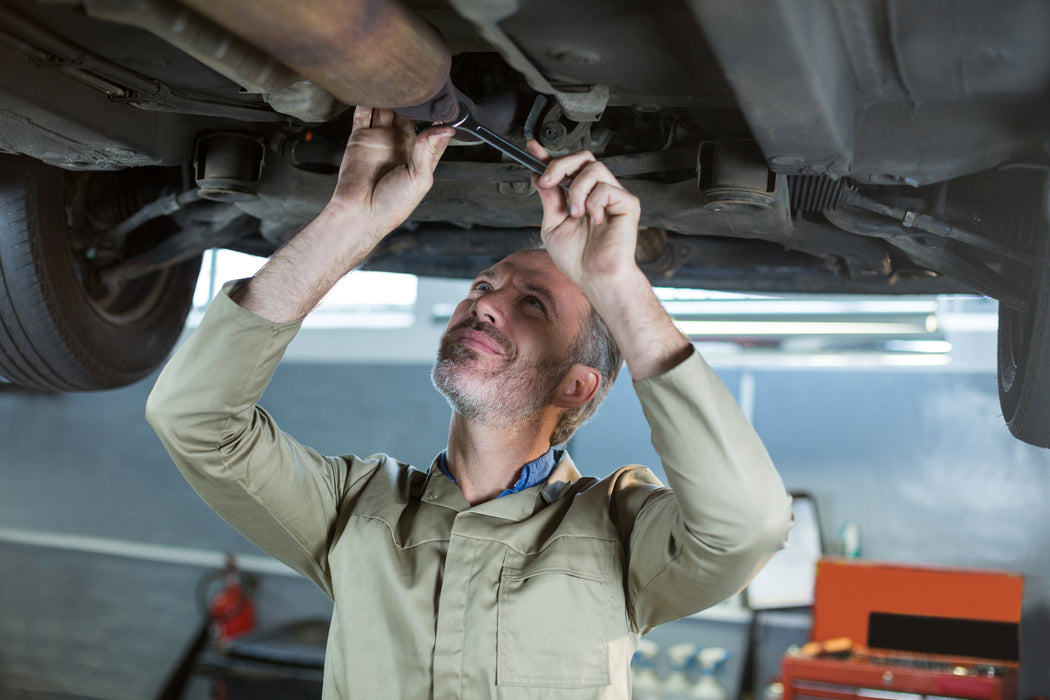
[0, 0, 1048, 447]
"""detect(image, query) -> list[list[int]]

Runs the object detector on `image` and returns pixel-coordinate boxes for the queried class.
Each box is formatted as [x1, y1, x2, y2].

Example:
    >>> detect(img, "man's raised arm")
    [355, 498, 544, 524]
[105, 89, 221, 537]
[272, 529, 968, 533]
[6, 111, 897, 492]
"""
[234, 108, 453, 322]
[144, 110, 452, 591]
[529, 142, 793, 629]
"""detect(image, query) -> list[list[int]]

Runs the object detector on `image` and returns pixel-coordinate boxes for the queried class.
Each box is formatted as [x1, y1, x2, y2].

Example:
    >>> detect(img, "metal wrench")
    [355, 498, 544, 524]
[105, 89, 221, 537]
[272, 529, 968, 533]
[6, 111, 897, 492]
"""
[442, 90, 571, 192]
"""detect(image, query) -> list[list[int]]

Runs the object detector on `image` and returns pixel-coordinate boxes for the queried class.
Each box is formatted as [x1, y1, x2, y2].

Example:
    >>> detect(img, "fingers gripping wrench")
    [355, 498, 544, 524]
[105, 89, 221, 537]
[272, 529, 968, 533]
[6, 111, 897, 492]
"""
[442, 90, 571, 192]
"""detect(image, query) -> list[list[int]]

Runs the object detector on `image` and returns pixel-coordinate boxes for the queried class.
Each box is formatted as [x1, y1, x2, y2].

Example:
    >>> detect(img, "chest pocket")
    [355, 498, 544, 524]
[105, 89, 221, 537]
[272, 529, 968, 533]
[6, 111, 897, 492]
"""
[496, 536, 623, 688]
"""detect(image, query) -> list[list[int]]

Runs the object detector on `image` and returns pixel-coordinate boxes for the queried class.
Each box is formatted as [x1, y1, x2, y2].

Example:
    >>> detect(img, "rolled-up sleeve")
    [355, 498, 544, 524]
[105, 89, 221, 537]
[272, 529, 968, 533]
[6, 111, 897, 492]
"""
[624, 350, 792, 631]
[145, 282, 369, 597]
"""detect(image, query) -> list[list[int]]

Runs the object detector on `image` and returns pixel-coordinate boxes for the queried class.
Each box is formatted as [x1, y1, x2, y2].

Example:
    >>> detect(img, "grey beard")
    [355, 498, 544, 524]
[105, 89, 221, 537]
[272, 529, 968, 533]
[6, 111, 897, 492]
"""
[431, 343, 568, 428]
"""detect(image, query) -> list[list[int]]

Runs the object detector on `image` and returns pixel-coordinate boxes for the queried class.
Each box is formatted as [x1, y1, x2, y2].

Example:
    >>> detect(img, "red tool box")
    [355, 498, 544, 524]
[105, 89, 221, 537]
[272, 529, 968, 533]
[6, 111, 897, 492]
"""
[781, 558, 1023, 700]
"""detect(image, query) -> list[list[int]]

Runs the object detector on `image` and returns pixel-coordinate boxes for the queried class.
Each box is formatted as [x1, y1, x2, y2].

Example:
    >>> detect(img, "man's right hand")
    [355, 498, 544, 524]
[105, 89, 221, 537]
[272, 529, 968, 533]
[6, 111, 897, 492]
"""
[329, 106, 453, 247]
[232, 107, 451, 323]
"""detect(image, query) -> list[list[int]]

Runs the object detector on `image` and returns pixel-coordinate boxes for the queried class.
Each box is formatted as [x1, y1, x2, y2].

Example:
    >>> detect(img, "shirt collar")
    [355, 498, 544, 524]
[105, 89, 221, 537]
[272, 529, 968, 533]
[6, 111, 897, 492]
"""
[438, 447, 559, 498]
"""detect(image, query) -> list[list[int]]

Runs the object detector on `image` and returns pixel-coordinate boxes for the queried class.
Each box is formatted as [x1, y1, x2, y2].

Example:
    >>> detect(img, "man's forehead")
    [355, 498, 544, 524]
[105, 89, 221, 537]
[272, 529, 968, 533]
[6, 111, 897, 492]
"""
[476, 250, 592, 317]
[479, 249, 557, 278]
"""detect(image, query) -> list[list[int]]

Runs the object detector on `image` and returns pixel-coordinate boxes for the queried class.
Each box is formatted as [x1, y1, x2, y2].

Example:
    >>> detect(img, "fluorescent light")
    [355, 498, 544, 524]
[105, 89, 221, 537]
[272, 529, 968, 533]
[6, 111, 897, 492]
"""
[695, 352, 953, 368]
[674, 320, 934, 336]
[884, 340, 953, 354]
[877, 354, 952, 367]
[938, 313, 1000, 332]
[302, 311, 415, 329]
[662, 299, 939, 315]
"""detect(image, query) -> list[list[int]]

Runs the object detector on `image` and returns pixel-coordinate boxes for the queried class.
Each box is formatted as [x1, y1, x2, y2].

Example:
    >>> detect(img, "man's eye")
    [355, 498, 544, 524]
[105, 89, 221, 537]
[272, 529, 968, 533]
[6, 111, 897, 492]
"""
[473, 282, 493, 292]
[524, 296, 545, 311]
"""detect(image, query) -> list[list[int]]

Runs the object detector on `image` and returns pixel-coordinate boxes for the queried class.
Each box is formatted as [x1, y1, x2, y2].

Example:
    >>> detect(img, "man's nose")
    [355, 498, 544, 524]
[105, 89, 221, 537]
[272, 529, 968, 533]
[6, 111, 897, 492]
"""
[472, 290, 506, 326]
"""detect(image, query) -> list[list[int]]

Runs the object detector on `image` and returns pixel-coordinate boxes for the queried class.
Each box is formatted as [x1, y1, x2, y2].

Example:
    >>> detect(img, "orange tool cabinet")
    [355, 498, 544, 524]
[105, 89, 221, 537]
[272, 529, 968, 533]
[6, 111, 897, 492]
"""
[781, 558, 1023, 700]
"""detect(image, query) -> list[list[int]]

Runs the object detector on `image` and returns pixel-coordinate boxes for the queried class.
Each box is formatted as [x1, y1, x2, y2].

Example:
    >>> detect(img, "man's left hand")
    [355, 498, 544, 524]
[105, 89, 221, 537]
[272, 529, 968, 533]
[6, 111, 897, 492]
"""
[526, 141, 642, 292]
[528, 142, 693, 380]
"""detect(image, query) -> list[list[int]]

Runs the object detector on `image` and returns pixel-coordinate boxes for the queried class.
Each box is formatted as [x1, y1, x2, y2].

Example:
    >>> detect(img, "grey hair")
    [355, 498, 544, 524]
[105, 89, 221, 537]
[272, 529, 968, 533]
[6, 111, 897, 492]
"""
[507, 240, 623, 444]
[550, 306, 623, 445]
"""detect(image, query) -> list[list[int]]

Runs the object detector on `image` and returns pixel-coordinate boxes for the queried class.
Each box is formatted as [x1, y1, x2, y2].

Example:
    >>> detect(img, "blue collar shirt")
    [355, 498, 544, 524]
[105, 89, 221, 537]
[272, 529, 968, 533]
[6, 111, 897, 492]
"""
[437, 447, 559, 498]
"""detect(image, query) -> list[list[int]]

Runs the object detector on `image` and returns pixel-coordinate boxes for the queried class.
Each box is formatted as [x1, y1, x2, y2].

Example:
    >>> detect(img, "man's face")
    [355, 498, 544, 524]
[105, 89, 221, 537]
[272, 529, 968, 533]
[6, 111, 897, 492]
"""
[431, 250, 591, 426]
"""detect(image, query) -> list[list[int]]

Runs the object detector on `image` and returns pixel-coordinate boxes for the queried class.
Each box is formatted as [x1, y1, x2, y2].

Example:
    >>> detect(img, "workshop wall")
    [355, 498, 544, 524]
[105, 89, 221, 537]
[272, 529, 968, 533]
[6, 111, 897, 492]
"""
[1, 360, 1048, 697]
[754, 369, 1050, 696]
[573, 366, 1050, 696]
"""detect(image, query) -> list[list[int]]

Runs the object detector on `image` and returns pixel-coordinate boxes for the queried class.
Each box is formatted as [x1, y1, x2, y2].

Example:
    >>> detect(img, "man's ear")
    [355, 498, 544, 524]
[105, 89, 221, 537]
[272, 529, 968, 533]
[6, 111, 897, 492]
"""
[552, 364, 602, 409]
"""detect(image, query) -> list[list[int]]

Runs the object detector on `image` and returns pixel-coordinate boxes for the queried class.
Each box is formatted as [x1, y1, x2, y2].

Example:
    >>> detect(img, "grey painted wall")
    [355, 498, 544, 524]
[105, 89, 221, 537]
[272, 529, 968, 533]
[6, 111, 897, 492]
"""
[1, 358, 1048, 697]
[579, 366, 1050, 694]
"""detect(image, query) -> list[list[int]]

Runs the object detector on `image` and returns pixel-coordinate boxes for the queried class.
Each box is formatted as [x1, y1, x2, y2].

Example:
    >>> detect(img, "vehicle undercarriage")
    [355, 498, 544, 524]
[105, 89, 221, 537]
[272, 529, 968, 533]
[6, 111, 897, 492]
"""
[0, 0, 1048, 446]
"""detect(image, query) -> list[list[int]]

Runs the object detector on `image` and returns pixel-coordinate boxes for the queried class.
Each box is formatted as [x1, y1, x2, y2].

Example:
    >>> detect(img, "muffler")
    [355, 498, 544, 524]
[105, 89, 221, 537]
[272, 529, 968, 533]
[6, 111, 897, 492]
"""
[176, 0, 456, 120]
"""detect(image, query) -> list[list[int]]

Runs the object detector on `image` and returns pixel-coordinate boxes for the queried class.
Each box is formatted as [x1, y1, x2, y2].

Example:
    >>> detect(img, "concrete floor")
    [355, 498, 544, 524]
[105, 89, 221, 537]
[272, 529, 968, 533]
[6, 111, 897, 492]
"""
[0, 540, 332, 698]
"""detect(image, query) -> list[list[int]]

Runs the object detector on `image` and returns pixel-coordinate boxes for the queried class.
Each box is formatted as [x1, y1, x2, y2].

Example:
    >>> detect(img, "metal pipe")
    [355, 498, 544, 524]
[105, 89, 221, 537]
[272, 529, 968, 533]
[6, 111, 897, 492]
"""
[86, 0, 344, 123]
[176, 0, 452, 113]
[100, 189, 202, 244]
[824, 206, 1027, 310]
[843, 189, 1030, 264]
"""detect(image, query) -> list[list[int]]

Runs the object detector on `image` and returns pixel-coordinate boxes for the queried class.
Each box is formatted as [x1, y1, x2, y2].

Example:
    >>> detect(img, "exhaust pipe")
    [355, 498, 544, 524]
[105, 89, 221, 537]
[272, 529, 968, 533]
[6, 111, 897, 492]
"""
[176, 0, 455, 119]
[86, 0, 345, 123]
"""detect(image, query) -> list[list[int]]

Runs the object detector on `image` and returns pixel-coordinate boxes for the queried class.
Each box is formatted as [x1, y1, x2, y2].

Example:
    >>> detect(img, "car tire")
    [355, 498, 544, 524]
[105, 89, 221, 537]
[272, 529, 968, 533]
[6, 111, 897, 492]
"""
[0, 156, 201, 391]
[997, 175, 1050, 448]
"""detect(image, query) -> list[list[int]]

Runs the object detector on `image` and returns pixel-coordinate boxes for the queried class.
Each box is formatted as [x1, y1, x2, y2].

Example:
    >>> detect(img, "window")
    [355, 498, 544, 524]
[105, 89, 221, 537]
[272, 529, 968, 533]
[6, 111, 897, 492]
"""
[190, 250, 417, 328]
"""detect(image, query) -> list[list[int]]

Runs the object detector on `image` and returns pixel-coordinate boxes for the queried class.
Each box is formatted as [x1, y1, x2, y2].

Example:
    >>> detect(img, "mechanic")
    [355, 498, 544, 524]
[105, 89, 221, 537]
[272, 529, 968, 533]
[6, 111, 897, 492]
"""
[146, 106, 793, 698]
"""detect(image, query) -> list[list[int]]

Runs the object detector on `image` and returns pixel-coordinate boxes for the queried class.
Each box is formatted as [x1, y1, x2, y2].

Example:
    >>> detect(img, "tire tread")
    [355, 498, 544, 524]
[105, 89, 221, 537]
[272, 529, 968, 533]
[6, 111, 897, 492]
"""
[0, 156, 199, 392]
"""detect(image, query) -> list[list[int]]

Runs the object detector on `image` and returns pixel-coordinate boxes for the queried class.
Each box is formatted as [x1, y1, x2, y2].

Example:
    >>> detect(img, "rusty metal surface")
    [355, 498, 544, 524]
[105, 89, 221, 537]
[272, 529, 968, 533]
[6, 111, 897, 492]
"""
[177, 0, 451, 110]
[86, 0, 346, 123]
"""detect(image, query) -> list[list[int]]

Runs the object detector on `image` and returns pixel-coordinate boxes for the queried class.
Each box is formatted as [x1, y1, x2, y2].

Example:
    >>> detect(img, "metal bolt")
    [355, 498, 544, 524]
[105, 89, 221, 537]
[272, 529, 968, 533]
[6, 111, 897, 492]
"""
[539, 121, 567, 147]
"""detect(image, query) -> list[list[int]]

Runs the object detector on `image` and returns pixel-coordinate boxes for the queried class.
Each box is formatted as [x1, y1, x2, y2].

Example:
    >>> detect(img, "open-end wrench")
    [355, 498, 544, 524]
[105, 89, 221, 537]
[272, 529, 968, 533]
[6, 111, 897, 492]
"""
[442, 90, 571, 192]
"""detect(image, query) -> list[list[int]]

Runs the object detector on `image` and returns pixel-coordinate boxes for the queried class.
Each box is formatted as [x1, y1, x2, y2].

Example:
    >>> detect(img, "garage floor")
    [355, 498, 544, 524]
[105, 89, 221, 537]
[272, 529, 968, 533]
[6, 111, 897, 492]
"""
[0, 539, 332, 698]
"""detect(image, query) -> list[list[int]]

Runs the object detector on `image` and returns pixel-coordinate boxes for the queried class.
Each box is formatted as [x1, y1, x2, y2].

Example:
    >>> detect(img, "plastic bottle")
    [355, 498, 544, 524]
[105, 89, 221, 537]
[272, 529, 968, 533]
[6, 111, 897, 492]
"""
[691, 647, 729, 700]
[763, 681, 785, 700]
[840, 521, 861, 558]
[661, 643, 697, 700]
[631, 639, 662, 700]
